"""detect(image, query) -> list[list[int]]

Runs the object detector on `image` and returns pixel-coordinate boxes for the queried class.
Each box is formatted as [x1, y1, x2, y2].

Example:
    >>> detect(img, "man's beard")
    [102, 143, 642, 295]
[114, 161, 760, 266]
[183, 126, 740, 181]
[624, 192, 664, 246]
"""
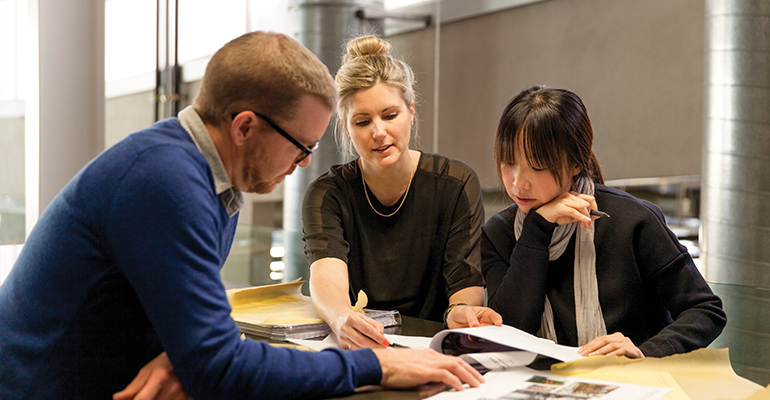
[242, 159, 282, 194]
[248, 180, 276, 194]
[242, 170, 276, 194]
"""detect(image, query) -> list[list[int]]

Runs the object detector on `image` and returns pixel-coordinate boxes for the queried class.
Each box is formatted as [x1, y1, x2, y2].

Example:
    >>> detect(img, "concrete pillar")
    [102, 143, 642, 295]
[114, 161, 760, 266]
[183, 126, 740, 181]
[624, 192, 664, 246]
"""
[702, 0, 770, 385]
[26, 0, 105, 232]
[282, 0, 383, 291]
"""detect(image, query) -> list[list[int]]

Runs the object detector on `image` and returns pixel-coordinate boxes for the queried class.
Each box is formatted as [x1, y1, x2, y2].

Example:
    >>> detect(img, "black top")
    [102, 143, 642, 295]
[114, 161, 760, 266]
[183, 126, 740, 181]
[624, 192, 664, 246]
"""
[481, 184, 726, 357]
[302, 153, 485, 322]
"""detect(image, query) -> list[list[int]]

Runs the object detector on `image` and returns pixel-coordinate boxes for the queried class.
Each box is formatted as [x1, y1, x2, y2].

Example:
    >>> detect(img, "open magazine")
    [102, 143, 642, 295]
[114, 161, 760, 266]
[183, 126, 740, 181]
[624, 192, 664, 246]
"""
[428, 369, 671, 400]
[291, 324, 580, 371]
[289, 326, 671, 400]
[383, 325, 582, 373]
[395, 327, 671, 400]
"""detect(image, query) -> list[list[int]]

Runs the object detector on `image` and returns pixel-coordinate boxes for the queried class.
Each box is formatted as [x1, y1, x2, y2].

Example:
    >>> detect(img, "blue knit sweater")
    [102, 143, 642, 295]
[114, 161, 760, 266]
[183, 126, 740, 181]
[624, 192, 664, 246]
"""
[0, 118, 381, 399]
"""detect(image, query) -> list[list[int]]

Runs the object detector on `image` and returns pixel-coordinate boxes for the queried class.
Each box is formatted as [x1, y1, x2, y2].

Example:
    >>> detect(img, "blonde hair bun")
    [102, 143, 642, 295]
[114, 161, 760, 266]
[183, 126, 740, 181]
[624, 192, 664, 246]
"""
[343, 35, 391, 63]
[334, 34, 418, 155]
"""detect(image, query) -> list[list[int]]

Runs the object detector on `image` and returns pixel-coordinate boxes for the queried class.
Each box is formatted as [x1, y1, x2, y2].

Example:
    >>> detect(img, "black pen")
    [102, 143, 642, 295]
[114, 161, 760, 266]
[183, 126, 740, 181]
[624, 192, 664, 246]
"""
[590, 209, 610, 218]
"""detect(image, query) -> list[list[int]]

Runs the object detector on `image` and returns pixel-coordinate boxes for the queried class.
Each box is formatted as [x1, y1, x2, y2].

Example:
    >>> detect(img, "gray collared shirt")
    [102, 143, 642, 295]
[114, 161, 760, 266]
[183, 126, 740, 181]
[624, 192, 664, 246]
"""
[178, 106, 244, 217]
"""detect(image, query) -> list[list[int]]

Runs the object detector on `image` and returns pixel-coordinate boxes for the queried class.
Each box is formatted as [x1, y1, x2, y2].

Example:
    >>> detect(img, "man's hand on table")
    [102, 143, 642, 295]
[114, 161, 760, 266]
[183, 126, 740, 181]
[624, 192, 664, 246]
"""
[113, 352, 190, 400]
[373, 348, 485, 391]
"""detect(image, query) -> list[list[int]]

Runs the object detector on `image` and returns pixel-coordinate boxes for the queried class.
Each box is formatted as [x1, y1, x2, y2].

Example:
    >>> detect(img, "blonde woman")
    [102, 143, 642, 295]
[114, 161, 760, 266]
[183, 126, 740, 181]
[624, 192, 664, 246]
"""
[302, 35, 501, 350]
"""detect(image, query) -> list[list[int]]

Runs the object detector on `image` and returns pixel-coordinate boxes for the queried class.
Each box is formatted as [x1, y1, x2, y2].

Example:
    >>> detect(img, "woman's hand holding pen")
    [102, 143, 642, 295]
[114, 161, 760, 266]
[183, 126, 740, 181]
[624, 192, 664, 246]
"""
[310, 258, 391, 349]
[536, 192, 604, 229]
[333, 310, 390, 349]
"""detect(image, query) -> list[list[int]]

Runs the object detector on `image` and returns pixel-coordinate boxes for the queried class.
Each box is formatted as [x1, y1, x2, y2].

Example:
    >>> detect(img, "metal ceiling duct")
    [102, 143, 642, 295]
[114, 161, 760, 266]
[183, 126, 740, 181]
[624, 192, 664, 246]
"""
[283, 0, 384, 288]
[702, 0, 770, 384]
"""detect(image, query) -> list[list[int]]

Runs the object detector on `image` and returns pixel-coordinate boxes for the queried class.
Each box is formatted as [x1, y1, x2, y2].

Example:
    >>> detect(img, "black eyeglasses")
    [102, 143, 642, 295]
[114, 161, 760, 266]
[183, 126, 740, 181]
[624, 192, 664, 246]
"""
[233, 111, 319, 164]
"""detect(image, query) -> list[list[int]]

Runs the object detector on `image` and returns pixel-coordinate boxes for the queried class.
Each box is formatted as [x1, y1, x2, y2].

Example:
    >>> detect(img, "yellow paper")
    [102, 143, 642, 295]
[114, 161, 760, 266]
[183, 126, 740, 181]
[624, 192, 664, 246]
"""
[737, 385, 770, 400]
[227, 281, 323, 325]
[551, 348, 763, 400]
[352, 290, 368, 314]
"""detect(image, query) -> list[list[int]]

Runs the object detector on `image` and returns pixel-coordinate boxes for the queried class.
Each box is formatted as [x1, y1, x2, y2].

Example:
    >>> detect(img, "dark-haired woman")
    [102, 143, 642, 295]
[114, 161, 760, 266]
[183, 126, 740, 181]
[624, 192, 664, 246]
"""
[481, 86, 726, 358]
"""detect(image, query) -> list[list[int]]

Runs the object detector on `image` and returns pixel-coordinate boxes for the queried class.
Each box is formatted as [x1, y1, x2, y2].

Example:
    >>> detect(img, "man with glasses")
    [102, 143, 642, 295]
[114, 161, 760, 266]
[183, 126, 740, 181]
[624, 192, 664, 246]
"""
[239, 111, 319, 163]
[0, 31, 483, 399]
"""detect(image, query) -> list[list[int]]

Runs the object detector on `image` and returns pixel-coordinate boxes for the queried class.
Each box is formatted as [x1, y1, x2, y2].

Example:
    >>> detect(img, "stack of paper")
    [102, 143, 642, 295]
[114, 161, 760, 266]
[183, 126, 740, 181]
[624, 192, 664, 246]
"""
[227, 281, 400, 340]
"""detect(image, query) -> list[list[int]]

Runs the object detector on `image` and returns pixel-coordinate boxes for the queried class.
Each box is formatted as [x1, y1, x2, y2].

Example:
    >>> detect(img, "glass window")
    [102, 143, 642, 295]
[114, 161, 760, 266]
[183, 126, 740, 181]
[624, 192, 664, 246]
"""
[385, 0, 430, 9]
[105, 0, 156, 83]
[0, 0, 27, 246]
[248, 0, 288, 33]
[105, 0, 292, 93]
[178, 0, 248, 64]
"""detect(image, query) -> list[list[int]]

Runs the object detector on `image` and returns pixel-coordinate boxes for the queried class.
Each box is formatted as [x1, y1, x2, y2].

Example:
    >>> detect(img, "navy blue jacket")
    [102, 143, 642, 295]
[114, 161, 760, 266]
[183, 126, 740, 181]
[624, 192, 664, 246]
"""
[0, 118, 380, 399]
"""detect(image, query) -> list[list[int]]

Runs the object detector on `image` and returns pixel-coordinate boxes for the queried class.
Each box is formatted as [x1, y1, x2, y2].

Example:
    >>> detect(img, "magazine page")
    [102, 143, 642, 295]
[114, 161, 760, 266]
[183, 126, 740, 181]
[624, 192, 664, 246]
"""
[428, 367, 671, 400]
[430, 325, 583, 363]
[383, 333, 432, 349]
[459, 351, 538, 373]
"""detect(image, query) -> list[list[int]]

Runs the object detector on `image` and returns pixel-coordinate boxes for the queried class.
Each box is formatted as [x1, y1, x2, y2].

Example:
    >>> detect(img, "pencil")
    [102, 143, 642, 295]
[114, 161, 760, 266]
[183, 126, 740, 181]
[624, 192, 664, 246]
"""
[590, 209, 610, 218]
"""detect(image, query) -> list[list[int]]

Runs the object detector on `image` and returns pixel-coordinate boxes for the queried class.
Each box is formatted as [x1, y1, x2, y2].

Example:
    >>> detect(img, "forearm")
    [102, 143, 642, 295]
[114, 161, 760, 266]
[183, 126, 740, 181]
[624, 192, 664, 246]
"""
[482, 213, 555, 333]
[488, 249, 549, 333]
[638, 304, 725, 357]
[309, 258, 355, 331]
[309, 258, 389, 349]
[640, 254, 727, 357]
[448, 286, 484, 307]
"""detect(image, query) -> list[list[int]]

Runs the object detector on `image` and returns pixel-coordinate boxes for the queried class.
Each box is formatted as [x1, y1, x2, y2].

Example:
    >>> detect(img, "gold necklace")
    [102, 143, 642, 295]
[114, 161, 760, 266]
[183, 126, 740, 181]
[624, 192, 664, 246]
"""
[361, 167, 414, 218]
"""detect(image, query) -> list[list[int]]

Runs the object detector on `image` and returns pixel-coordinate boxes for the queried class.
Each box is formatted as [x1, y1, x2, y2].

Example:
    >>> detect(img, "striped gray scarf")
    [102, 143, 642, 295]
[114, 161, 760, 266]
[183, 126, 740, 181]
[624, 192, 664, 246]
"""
[513, 176, 606, 346]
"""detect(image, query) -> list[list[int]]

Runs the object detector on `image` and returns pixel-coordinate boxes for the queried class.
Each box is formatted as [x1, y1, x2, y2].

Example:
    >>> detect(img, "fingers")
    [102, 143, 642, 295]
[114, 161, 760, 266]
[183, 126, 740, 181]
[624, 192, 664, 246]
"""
[539, 192, 597, 227]
[113, 382, 141, 400]
[454, 354, 485, 387]
[578, 332, 618, 355]
[471, 307, 503, 327]
[375, 348, 484, 391]
[566, 192, 595, 228]
[426, 364, 466, 392]
[575, 193, 601, 228]
[153, 376, 191, 400]
[566, 207, 593, 229]
[572, 192, 598, 210]
[114, 352, 191, 400]
[338, 313, 386, 349]
[578, 333, 644, 359]
[434, 355, 484, 391]
[113, 366, 150, 400]
[462, 306, 480, 328]
[133, 369, 190, 400]
[481, 308, 504, 327]
[132, 371, 165, 400]
[447, 306, 503, 329]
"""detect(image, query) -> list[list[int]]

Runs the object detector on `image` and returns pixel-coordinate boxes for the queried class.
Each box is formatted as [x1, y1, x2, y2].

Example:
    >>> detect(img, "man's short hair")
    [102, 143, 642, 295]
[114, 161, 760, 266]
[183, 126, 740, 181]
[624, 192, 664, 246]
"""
[194, 31, 336, 127]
